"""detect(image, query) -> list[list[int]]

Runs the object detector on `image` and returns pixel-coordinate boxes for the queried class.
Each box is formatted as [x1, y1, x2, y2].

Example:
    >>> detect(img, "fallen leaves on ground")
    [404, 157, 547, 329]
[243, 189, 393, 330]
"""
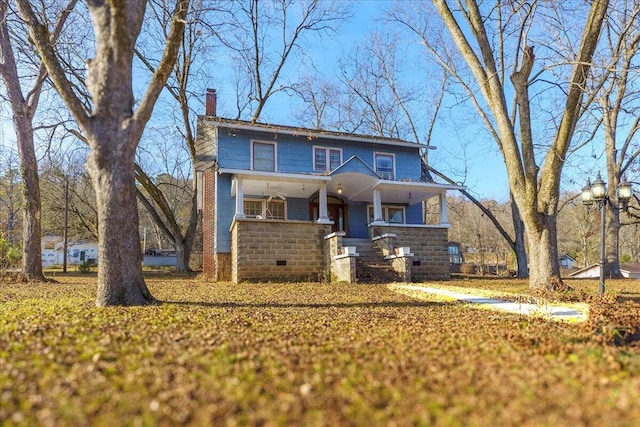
[1, 276, 639, 426]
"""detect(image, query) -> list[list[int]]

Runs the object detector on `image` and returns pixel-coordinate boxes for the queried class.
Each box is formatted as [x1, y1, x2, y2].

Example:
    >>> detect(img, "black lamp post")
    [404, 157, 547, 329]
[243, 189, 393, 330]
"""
[581, 172, 633, 295]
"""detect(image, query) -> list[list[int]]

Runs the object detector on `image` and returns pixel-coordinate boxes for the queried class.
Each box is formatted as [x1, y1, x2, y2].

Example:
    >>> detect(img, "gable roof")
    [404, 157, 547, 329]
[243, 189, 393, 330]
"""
[329, 155, 380, 179]
[620, 263, 640, 274]
[559, 253, 577, 262]
[199, 116, 427, 149]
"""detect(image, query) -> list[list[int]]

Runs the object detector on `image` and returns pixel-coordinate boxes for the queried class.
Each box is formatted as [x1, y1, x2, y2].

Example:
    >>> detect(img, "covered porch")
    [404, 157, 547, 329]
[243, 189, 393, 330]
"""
[221, 161, 459, 233]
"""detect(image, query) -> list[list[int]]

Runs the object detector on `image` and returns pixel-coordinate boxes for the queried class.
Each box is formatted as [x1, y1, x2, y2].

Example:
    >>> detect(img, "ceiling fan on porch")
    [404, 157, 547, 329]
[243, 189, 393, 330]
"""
[265, 184, 287, 201]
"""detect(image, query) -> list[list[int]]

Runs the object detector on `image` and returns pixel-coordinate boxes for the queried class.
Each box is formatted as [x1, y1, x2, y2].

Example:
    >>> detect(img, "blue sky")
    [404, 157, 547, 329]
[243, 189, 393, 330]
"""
[238, 0, 513, 202]
[5, 0, 606, 204]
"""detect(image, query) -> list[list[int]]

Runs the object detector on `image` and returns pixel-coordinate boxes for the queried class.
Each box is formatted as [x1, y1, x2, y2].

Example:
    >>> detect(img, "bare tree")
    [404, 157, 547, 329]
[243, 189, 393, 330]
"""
[221, 0, 350, 122]
[131, 0, 221, 272]
[297, 24, 531, 276]
[0, 0, 77, 281]
[16, 0, 189, 305]
[391, 0, 609, 289]
[586, 1, 640, 276]
[40, 152, 98, 241]
[291, 73, 343, 130]
[0, 147, 21, 245]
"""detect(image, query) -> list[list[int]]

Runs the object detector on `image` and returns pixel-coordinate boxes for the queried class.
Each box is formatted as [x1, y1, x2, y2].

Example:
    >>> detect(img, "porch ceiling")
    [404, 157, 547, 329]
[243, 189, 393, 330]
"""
[223, 168, 464, 203]
[226, 170, 329, 199]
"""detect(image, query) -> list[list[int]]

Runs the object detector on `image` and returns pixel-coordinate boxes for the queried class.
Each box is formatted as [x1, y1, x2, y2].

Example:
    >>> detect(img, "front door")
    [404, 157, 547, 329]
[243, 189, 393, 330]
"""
[310, 196, 348, 234]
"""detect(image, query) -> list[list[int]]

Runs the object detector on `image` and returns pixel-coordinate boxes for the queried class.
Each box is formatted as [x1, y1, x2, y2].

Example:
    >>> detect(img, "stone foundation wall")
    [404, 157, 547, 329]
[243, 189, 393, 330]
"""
[215, 253, 232, 281]
[232, 219, 331, 282]
[371, 225, 450, 281]
[324, 232, 356, 283]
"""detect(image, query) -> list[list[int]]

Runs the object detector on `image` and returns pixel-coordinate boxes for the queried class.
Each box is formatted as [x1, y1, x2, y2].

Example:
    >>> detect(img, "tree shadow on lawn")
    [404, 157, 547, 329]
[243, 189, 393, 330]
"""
[616, 292, 640, 303]
[161, 300, 444, 309]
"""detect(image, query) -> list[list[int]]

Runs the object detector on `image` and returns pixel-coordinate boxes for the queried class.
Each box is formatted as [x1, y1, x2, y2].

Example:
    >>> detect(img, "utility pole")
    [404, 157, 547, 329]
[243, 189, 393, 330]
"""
[62, 177, 68, 273]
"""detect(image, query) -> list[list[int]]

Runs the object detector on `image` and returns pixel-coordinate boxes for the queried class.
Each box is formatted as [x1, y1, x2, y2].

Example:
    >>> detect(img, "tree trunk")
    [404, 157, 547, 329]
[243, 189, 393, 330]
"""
[525, 213, 561, 289]
[88, 145, 154, 306]
[174, 240, 189, 272]
[510, 196, 528, 278]
[174, 192, 199, 272]
[14, 116, 45, 281]
[15, 0, 189, 306]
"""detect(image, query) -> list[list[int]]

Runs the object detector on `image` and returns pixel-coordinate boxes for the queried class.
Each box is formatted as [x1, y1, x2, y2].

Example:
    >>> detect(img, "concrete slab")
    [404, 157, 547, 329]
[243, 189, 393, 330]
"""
[390, 284, 588, 322]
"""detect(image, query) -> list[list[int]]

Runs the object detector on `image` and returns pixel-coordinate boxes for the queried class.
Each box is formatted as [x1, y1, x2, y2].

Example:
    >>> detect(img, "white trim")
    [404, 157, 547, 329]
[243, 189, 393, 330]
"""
[439, 194, 449, 226]
[324, 231, 346, 240]
[219, 168, 332, 183]
[234, 177, 245, 218]
[374, 180, 464, 191]
[317, 182, 331, 223]
[251, 140, 277, 172]
[313, 145, 343, 172]
[374, 151, 395, 180]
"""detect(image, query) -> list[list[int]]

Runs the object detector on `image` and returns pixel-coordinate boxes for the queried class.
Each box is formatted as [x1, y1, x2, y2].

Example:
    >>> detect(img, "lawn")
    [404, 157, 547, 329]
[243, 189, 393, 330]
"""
[1, 274, 640, 426]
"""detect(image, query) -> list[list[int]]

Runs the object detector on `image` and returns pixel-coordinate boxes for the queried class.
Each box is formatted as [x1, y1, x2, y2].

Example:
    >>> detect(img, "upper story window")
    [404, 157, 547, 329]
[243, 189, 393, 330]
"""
[314, 147, 342, 172]
[252, 141, 276, 171]
[375, 152, 395, 180]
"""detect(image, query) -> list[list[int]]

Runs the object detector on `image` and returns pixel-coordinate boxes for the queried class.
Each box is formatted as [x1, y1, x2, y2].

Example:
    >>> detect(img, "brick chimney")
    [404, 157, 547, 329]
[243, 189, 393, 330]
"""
[205, 88, 217, 116]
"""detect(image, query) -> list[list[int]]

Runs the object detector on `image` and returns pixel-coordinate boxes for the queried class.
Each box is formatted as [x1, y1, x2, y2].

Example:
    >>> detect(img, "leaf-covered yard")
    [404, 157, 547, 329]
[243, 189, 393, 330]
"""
[2, 275, 640, 426]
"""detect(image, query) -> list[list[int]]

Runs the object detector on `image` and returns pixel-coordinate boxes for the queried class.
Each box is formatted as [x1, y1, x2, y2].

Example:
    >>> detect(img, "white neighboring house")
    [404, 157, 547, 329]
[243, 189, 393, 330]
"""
[620, 264, 640, 279]
[569, 263, 640, 279]
[41, 235, 98, 267]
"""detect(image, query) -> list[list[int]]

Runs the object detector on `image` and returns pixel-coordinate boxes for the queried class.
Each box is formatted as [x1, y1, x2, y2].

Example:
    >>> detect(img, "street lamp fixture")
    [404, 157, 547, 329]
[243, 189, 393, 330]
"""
[581, 172, 633, 295]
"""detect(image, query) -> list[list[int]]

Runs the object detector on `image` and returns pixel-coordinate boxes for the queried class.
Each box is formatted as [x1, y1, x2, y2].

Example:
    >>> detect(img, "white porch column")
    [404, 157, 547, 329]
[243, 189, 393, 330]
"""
[372, 189, 384, 224]
[234, 177, 245, 218]
[439, 193, 449, 226]
[317, 183, 331, 223]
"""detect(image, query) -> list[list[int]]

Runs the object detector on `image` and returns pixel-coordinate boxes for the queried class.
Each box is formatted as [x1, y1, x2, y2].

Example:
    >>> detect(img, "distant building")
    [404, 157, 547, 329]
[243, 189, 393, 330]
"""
[559, 254, 577, 270]
[569, 263, 640, 279]
[620, 263, 640, 279]
[41, 236, 98, 267]
[448, 242, 464, 273]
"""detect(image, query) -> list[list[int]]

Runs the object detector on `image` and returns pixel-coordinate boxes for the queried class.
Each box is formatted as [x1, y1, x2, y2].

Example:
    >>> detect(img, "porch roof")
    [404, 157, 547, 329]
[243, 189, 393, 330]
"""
[221, 167, 465, 204]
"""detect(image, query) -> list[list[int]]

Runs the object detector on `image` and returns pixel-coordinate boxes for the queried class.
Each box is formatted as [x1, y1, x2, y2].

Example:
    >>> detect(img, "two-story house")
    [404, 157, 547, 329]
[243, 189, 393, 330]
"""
[196, 89, 464, 283]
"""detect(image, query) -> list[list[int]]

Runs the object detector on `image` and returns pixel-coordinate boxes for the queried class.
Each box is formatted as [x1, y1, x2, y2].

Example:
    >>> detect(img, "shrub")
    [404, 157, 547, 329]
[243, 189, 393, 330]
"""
[0, 233, 21, 269]
[78, 261, 93, 274]
[460, 262, 476, 275]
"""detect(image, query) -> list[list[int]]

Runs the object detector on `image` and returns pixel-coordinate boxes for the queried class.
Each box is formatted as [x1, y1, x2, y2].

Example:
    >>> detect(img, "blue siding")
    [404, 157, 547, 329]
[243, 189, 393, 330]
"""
[216, 128, 422, 179]
[406, 204, 423, 224]
[217, 133, 251, 169]
[214, 125, 426, 246]
[216, 174, 235, 253]
[287, 198, 310, 221]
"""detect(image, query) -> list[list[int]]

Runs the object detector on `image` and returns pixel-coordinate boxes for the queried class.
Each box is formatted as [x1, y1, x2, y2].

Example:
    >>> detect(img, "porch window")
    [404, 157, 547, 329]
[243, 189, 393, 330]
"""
[374, 152, 395, 180]
[253, 141, 276, 171]
[314, 147, 342, 172]
[244, 199, 286, 220]
[368, 205, 405, 224]
[244, 200, 263, 217]
[388, 207, 404, 224]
